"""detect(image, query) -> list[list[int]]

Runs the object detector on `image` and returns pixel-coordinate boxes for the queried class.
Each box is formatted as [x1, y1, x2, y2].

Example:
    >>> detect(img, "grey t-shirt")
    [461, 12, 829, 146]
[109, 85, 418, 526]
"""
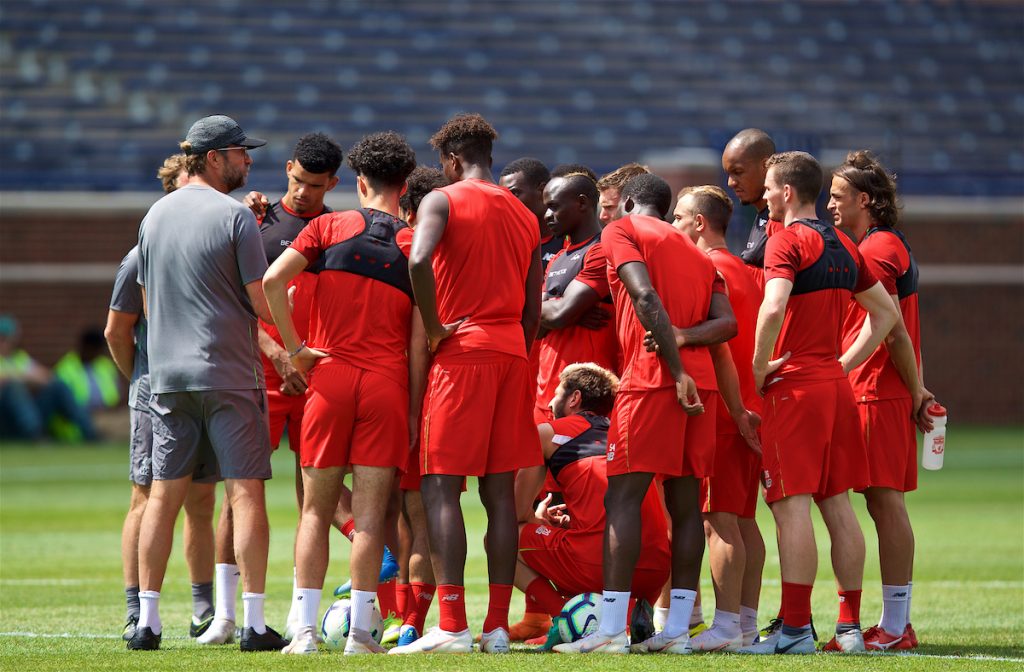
[109, 246, 149, 410]
[137, 184, 268, 393]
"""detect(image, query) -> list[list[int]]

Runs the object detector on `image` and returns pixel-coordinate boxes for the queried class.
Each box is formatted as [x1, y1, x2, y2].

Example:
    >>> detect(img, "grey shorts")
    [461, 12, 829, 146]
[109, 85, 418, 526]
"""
[131, 405, 220, 486]
[149, 389, 272, 481]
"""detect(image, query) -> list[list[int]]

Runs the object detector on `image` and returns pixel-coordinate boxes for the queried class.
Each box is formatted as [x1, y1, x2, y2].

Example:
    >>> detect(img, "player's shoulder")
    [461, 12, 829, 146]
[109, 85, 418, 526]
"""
[549, 414, 594, 442]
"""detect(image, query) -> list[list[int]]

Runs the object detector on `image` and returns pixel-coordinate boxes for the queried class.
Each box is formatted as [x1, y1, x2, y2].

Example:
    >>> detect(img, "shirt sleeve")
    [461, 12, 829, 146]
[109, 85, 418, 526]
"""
[852, 244, 879, 293]
[396, 225, 414, 258]
[234, 210, 270, 286]
[574, 242, 611, 297]
[763, 229, 802, 282]
[136, 220, 147, 287]
[602, 219, 645, 270]
[110, 250, 143, 314]
[859, 232, 906, 295]
[712, 269, 727, 295]
[290, 214, 326, 263]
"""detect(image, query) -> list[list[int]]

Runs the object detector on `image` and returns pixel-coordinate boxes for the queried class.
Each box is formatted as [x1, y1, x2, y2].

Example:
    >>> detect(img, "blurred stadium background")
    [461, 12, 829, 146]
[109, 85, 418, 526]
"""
[1, 0, 1021, 424]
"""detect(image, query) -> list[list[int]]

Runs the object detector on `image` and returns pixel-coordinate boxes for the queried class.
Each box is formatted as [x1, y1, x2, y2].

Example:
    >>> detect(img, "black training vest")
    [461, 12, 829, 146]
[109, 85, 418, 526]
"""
[316, 208, 414, 300]
[259, 201, 329, 272]
[790, 219, 859, 296]
[547, 413, 610, 480]
[862, 226, 919, 300]
[542, 233, 610, 303]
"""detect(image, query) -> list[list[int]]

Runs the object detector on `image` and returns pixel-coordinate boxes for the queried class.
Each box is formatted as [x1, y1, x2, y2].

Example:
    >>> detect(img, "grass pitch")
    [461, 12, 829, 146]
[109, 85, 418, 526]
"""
[0, 426, 1021, 670]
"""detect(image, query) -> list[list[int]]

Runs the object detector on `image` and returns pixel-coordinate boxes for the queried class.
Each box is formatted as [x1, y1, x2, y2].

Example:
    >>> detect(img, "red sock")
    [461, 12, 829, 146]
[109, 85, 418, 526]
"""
[396, 583, 412, 621]
[781, 581, 813, 629]
[777, 604, 785, 620]
[339, 518, 355, 541]
[378, 579, 398, 618]
[837, 589, 862, 624]
[437, 584, 467, 632]
[404, 582, 435, 632]
[524, 578, 564, 618]
[482, 583, 514, 633]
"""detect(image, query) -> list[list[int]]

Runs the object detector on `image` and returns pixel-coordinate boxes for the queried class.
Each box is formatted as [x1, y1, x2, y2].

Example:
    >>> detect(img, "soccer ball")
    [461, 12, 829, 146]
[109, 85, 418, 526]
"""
[320, 598, 384, 650]
[558, 592, 602, 642]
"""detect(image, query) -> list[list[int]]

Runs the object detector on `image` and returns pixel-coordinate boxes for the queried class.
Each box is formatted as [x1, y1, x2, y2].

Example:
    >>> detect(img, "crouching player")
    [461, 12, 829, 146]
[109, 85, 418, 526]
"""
[263, 131, 419, 655]
[514, 363, 671, 650]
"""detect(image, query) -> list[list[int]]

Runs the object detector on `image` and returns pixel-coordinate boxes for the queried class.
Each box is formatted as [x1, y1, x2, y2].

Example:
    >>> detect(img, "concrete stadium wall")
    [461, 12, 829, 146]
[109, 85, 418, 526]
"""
[1, 193, 1020, 424]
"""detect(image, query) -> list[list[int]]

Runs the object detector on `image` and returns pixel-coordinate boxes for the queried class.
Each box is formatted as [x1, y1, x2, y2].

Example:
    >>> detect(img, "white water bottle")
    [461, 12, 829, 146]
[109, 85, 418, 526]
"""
[921, 403, 947, 470]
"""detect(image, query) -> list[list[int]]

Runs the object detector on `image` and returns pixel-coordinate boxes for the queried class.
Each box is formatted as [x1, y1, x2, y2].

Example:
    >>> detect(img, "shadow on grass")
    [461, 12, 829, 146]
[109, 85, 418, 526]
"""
[917, 643, 1024, 659]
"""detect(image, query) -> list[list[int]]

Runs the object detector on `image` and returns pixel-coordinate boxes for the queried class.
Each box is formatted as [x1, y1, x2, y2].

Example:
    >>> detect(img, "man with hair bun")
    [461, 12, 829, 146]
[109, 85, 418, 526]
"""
[830, 150, 935, 652]
[745, 151, 901, 655]
[264, 131, 419, 655]
[391, 113, 542, 655]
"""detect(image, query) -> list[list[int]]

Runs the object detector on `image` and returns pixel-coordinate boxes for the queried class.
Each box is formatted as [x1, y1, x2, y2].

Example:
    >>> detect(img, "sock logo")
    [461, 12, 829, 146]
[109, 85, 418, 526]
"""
[671, 595, 688, 600]
[892, 592, 907, 598]
[603, 597, 617, 604]
[297, 596, 303, 601]
[440, 593, 460, 602]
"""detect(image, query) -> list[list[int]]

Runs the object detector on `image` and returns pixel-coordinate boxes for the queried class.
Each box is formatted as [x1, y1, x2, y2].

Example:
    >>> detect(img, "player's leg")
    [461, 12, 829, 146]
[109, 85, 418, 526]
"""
[121, 483, 148, 639]
[659, 476, 704, 640]
[397, 490, 435, 645]
[600, 471, 654, 636]
[738, 517, 765, 644]
[477, 470, 517, 648]
[864, 486, 914, 645]
[696, 511, 744, 650]
[198, 491, 240, 644]
[377, 481, 403, 641]
[817, 491, 866, 650]
[183, 482, 216, 636]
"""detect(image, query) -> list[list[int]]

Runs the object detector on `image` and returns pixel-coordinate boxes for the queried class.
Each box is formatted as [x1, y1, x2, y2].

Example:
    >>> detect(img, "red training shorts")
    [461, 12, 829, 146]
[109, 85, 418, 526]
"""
[606, 388, 718, 478]
[856, 397, 917, 493]
[301, 360, 408, 470]
[266, 387, 306, 452]
[702, 431, 761, 518]
[421, 351, 541, 477]
[761, 379, 868, 504]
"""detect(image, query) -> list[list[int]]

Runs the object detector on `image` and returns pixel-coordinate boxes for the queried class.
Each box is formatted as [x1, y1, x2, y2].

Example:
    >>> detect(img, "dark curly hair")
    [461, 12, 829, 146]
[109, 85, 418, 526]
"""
[400, 166, 449, 217]
[832, 150, 900, 228]
[551, 163, 597, 182]
[293, 132, 343, 176]
[346, 131, 417, 189]
[621, 173, 673, 219]
[429, 113, 498, 164]
[500, 157, 549, 185]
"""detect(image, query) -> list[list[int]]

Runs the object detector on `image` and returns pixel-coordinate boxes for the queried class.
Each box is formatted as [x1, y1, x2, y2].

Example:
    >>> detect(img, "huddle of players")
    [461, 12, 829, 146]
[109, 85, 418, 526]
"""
[112, 114, 934, 656]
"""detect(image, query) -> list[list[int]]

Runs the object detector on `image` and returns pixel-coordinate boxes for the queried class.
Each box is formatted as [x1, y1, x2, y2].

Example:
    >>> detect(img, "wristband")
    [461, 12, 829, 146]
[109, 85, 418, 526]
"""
[288, 341, 307, 358]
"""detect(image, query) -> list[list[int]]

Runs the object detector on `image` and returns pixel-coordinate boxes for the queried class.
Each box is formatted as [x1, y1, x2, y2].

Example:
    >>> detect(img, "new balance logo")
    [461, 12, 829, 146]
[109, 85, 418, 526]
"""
[440, 593, 460, 602]
[603, 597, 617, 604]
[892, 592, 907, 598]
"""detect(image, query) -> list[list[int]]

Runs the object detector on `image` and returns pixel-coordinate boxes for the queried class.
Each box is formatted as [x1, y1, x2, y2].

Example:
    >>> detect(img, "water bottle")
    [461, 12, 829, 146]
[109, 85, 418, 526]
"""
[921, 403, 947, 470]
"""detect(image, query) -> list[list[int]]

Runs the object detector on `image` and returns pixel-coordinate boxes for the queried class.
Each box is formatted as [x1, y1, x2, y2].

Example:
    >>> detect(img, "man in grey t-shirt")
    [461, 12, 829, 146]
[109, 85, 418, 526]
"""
[129, 115, 286, 652]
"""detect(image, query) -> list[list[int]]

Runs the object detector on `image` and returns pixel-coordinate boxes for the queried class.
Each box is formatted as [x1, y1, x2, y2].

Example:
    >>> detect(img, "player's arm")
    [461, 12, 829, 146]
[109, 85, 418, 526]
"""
[671, 292, 738, 347]
[245, 280, 274, 324]
[618, 261, 702, 415]
[514, 422, 556, 523]
[752, 277, 793, 394]
[540, 279, 605, 331]
[257, 324, 307, 396]
[710, 342, 760, 453]
[409, 192, 465, 352]
[104, 309, 138, 380]
[407, 308, 431, 449]
[263, 248, 324, 375]
[521, 245, 543, 353]
[838, 281, 899, 376]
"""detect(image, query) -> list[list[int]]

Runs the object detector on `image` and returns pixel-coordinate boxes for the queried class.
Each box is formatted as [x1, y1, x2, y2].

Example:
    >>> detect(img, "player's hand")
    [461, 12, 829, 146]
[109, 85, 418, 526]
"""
[644, 326, 684, 353]
[914, 387, 937, 433]
[270, 351, 307, 396]
[290, 346, 329, 375]
[675, 373, 704, 416]
[244, 191, 270, 219]
[427, 317, 467, 353]
[754, 351, 790, 395]
[546, 504, 571, 528]
[734, 409, 762, 454]
[577, 304, 611, 331]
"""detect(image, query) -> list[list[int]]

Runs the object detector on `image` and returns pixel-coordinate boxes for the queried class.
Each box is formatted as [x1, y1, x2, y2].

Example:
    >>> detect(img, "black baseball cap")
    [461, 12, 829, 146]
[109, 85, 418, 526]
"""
[183, 115, 267, 154]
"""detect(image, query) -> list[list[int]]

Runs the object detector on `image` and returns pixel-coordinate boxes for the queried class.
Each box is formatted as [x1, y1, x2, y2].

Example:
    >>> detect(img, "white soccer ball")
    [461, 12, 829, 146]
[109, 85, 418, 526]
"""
[558, 592, 602, 642]
[320, 598, 384, 650]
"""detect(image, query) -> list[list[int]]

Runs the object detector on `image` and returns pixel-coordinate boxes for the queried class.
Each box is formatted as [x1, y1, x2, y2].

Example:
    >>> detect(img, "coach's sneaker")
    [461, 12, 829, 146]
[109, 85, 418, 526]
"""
[196, 617, 235, 645]
[479, 627, 510, 653]
[239, 625, 289, 652]
[388, 627, 473, 654]
[396, 624, 420, 647]
[121, 615, 138, 642]
[630, 599, 656, 644]
[344, 628, 386, 655]
[509, 613, 552, 641]
[863, 625, 913, 651]
[281, 626, 319, 655]
[126, 626, 161, 651]
[740, 630, 816, 654]
[554, 630, 629, 654]
[690, 628, 742, 652]
[190, 609, 215, 638]
[822, 627, 864, 653]
[630, 630, 691, 654]
[531, 620, 565, 651]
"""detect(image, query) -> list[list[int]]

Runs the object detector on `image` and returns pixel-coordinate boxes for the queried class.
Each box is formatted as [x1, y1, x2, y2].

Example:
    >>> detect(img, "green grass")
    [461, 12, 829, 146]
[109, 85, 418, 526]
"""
[1, 426, 1021, 670]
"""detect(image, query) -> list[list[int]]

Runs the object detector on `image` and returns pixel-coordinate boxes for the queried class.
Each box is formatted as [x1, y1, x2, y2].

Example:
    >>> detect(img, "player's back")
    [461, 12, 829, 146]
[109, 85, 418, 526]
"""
[431, 178, 540, 358]
[604, 214, 717, 391]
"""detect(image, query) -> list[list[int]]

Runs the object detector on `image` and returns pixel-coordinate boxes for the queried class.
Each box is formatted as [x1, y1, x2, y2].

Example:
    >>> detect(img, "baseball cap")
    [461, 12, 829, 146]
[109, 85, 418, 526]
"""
[183, 115, 267, 155]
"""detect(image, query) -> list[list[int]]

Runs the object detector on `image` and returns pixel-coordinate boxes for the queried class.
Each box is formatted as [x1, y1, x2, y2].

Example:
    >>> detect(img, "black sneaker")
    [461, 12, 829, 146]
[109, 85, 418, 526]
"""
[126, 626, 161, 650]
[239, 626, 289, 652]
[190, 609, 215, 638]
[122, 615, 138, 642]
[629, 598, 656, 644]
